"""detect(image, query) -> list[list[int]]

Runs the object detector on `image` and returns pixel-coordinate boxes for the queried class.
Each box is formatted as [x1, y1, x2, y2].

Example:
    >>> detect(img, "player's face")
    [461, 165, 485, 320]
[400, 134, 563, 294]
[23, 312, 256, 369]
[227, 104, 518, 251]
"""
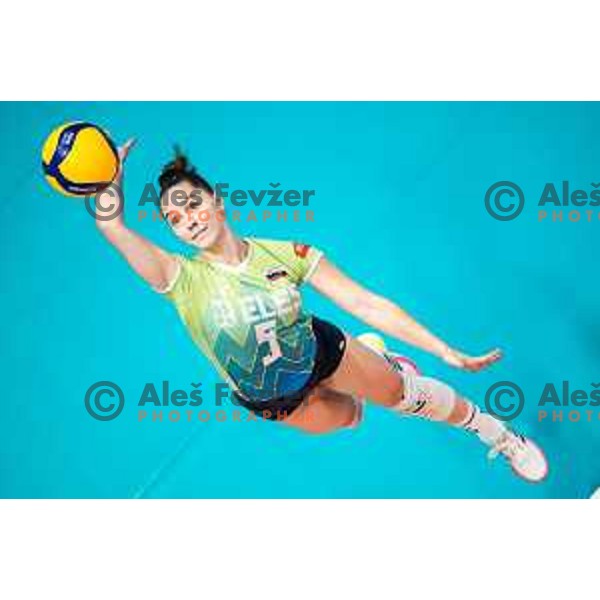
[161, 180, 226, 248]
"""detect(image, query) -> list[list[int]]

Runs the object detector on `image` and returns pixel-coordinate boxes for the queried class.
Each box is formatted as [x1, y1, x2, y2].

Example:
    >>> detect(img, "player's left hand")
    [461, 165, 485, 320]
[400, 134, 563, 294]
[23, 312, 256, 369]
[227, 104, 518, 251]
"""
[441, 347, 502, 371]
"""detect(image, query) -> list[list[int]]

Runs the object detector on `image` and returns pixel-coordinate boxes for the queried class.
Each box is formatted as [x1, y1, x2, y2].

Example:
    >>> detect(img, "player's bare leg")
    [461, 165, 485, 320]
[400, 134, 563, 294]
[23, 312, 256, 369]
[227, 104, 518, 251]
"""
[316, 333, 548, 483]
[282, 386, 361, 434]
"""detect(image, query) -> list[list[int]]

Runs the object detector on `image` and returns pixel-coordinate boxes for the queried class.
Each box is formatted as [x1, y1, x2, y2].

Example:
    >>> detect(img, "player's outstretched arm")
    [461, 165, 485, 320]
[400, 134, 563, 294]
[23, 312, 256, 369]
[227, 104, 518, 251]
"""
[95, 139, 178, 292]
[309, 257, 501, 371]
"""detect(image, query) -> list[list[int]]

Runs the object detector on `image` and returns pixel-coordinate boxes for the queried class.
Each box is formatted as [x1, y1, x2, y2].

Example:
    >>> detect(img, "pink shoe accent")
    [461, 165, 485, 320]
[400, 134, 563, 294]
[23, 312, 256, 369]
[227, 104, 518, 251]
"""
[389, 354, 421, 377]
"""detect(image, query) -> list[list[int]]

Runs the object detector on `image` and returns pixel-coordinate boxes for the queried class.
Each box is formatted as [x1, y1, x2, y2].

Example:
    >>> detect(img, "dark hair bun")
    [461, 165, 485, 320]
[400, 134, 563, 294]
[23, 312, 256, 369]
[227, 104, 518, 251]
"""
[158, 146, 215, 196]
[171, 147, 188, 173]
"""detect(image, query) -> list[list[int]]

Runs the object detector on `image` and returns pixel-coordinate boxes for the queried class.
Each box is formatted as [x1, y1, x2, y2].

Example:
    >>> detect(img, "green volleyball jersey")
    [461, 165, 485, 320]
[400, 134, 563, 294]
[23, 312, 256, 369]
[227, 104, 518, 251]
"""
[165, 238, 323, 402]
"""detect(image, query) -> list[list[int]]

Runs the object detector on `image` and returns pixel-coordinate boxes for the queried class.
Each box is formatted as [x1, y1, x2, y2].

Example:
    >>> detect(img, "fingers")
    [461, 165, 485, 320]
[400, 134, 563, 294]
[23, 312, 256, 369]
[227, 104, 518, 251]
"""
[111, 138, 136, 185]
[463, 348, 503, 371]
[443, 349, 501, 371]
[485, 347, 503, 360]
[480, 348, 503, 366]
[118, 138, 137, 162]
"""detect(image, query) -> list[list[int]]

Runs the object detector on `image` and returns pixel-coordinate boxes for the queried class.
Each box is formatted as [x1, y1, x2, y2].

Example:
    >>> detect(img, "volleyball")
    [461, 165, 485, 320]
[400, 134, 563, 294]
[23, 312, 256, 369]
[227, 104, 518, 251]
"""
[41, 122, 119, 196]
[357, 332, 387, 355]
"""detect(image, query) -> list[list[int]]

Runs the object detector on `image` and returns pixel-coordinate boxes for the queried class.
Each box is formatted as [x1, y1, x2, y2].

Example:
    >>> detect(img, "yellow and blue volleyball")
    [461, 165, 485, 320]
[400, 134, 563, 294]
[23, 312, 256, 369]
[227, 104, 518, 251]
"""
[41, 122, 119, 196]
[356, 332, 387, 354]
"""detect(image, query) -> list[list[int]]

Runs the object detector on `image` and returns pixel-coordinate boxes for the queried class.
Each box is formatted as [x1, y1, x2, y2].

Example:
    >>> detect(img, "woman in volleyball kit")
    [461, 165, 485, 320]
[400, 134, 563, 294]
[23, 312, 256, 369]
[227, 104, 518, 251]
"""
[163, 236, 347, 421]
[96, 139, 549, 483]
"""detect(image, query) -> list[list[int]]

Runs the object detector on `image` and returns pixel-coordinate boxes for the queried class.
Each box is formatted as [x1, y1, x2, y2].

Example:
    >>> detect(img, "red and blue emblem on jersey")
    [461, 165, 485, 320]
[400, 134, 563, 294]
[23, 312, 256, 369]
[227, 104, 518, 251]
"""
[293, 243, 310, 258]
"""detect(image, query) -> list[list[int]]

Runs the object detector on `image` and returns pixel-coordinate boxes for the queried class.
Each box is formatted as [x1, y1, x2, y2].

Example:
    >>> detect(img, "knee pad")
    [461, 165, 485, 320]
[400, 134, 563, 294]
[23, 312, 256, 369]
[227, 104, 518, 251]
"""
[383, 351, 421, 378]
[395, 374, 457, 421]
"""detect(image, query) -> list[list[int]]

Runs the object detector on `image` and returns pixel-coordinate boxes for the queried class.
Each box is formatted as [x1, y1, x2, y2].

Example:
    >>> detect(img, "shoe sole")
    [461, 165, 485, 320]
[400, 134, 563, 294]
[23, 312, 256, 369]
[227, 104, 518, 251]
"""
[510, 437, 549, 483]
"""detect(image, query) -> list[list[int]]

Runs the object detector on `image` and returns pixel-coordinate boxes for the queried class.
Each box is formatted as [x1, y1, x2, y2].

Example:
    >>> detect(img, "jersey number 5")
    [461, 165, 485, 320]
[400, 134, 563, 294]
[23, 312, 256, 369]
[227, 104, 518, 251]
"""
[255, 320, 282, 366]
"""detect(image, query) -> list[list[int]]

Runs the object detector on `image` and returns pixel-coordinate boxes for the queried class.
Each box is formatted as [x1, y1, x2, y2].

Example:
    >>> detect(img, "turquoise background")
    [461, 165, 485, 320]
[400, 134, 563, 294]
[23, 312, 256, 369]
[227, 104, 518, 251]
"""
[1, 101, 599, 498]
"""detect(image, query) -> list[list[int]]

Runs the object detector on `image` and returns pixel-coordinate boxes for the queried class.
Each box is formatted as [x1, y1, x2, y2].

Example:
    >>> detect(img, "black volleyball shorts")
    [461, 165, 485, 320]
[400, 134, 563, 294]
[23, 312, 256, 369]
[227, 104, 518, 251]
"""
[233, 316, 347, 420]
